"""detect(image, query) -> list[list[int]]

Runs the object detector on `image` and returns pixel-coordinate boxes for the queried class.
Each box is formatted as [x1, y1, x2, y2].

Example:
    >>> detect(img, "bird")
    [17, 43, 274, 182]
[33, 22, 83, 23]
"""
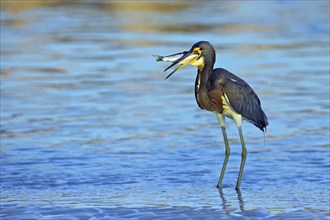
[154, 41, 268, 190]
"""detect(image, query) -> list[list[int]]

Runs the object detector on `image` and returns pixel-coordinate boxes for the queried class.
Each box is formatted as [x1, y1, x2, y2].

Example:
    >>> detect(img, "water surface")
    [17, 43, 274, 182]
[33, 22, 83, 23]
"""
[1, 1, 329, 219]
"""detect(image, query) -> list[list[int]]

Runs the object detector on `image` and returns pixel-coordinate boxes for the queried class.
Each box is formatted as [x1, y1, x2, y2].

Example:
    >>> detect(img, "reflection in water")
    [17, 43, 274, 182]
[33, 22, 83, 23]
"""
[236, 189, 245, 211]
[218, 188, 245, 212]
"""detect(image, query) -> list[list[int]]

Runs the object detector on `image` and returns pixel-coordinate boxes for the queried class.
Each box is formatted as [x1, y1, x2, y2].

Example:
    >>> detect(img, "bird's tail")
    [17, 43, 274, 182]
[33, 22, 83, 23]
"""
[253, 110, 268, 132]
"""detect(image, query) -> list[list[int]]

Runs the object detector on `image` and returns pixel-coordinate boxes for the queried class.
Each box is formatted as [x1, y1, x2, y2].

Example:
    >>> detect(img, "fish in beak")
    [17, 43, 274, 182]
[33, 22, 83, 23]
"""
[153, 51, 188, 62]
[153, 50, 200, 80]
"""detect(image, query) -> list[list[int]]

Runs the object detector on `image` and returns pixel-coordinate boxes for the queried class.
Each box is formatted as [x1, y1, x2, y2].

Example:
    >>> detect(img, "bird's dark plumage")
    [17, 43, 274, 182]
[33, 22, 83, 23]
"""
[191, 41, 268, 132]
[208, 68, 268, 131]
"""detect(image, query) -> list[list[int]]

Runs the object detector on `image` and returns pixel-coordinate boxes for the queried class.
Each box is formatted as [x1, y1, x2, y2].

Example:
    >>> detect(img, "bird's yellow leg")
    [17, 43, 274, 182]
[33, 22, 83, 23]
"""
[216, 114, 230, 188]
[236, 126, 247, 190]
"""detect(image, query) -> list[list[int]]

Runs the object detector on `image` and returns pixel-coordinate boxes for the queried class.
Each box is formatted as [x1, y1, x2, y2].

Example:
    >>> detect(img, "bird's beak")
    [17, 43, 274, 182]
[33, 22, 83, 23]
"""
[162, 50, 198, 80]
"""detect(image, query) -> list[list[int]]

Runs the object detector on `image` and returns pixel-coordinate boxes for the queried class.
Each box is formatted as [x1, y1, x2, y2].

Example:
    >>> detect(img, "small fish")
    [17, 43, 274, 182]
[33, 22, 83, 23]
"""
[153, 51, 188, 63]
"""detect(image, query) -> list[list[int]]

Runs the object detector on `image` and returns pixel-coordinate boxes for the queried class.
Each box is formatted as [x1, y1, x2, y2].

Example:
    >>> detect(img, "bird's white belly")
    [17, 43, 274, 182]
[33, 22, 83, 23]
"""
[221, 94, 242, 127]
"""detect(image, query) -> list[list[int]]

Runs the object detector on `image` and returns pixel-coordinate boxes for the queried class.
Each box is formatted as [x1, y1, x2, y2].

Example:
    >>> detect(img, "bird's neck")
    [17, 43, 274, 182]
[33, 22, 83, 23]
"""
[196, 62, 213, 88]
[195, 63, 213, 109]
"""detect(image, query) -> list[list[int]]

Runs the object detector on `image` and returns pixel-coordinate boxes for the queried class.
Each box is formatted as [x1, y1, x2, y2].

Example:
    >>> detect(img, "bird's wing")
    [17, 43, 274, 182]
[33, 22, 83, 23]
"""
[218, 73, 268, 131]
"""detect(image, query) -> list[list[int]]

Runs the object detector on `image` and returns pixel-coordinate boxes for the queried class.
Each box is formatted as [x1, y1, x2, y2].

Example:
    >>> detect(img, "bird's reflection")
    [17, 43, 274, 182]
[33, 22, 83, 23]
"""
[218, 188, 245, 212]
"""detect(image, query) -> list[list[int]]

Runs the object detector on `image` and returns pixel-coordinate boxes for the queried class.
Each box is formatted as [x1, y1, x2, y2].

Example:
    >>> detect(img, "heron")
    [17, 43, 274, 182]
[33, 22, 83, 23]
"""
[154, 41, 268, 190]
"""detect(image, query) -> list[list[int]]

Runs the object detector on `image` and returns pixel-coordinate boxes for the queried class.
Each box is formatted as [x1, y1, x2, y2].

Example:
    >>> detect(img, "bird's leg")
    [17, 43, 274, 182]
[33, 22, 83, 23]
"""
[235, 126, 247, 190]
[216, 114, 230, 188]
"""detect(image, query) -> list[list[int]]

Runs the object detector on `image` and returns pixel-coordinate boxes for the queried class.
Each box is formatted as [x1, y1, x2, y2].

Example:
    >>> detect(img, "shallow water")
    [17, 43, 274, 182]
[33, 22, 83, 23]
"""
[1, 1, 329, 219]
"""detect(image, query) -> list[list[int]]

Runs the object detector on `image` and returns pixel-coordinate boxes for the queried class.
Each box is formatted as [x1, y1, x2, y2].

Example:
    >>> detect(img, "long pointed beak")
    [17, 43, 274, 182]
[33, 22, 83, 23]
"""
[163, 51, 198, 80]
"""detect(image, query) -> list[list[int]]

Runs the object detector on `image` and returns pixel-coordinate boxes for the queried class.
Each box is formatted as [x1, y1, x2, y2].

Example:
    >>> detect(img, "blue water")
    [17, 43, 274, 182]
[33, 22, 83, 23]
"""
[1, 1, 329, 219]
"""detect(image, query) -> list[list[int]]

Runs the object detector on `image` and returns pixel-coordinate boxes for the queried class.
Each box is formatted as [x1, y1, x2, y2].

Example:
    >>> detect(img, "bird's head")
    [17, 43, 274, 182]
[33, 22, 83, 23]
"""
[163, 41, 216, 79]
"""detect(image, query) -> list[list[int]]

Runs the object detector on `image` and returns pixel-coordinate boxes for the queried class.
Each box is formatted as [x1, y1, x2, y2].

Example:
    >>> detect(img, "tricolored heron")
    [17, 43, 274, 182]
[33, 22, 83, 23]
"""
[154, 41, 268, 190]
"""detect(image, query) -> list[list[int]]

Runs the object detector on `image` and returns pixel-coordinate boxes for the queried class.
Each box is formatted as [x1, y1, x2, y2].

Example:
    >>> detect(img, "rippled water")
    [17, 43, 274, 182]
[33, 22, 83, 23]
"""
[1, 1, 329, 219]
